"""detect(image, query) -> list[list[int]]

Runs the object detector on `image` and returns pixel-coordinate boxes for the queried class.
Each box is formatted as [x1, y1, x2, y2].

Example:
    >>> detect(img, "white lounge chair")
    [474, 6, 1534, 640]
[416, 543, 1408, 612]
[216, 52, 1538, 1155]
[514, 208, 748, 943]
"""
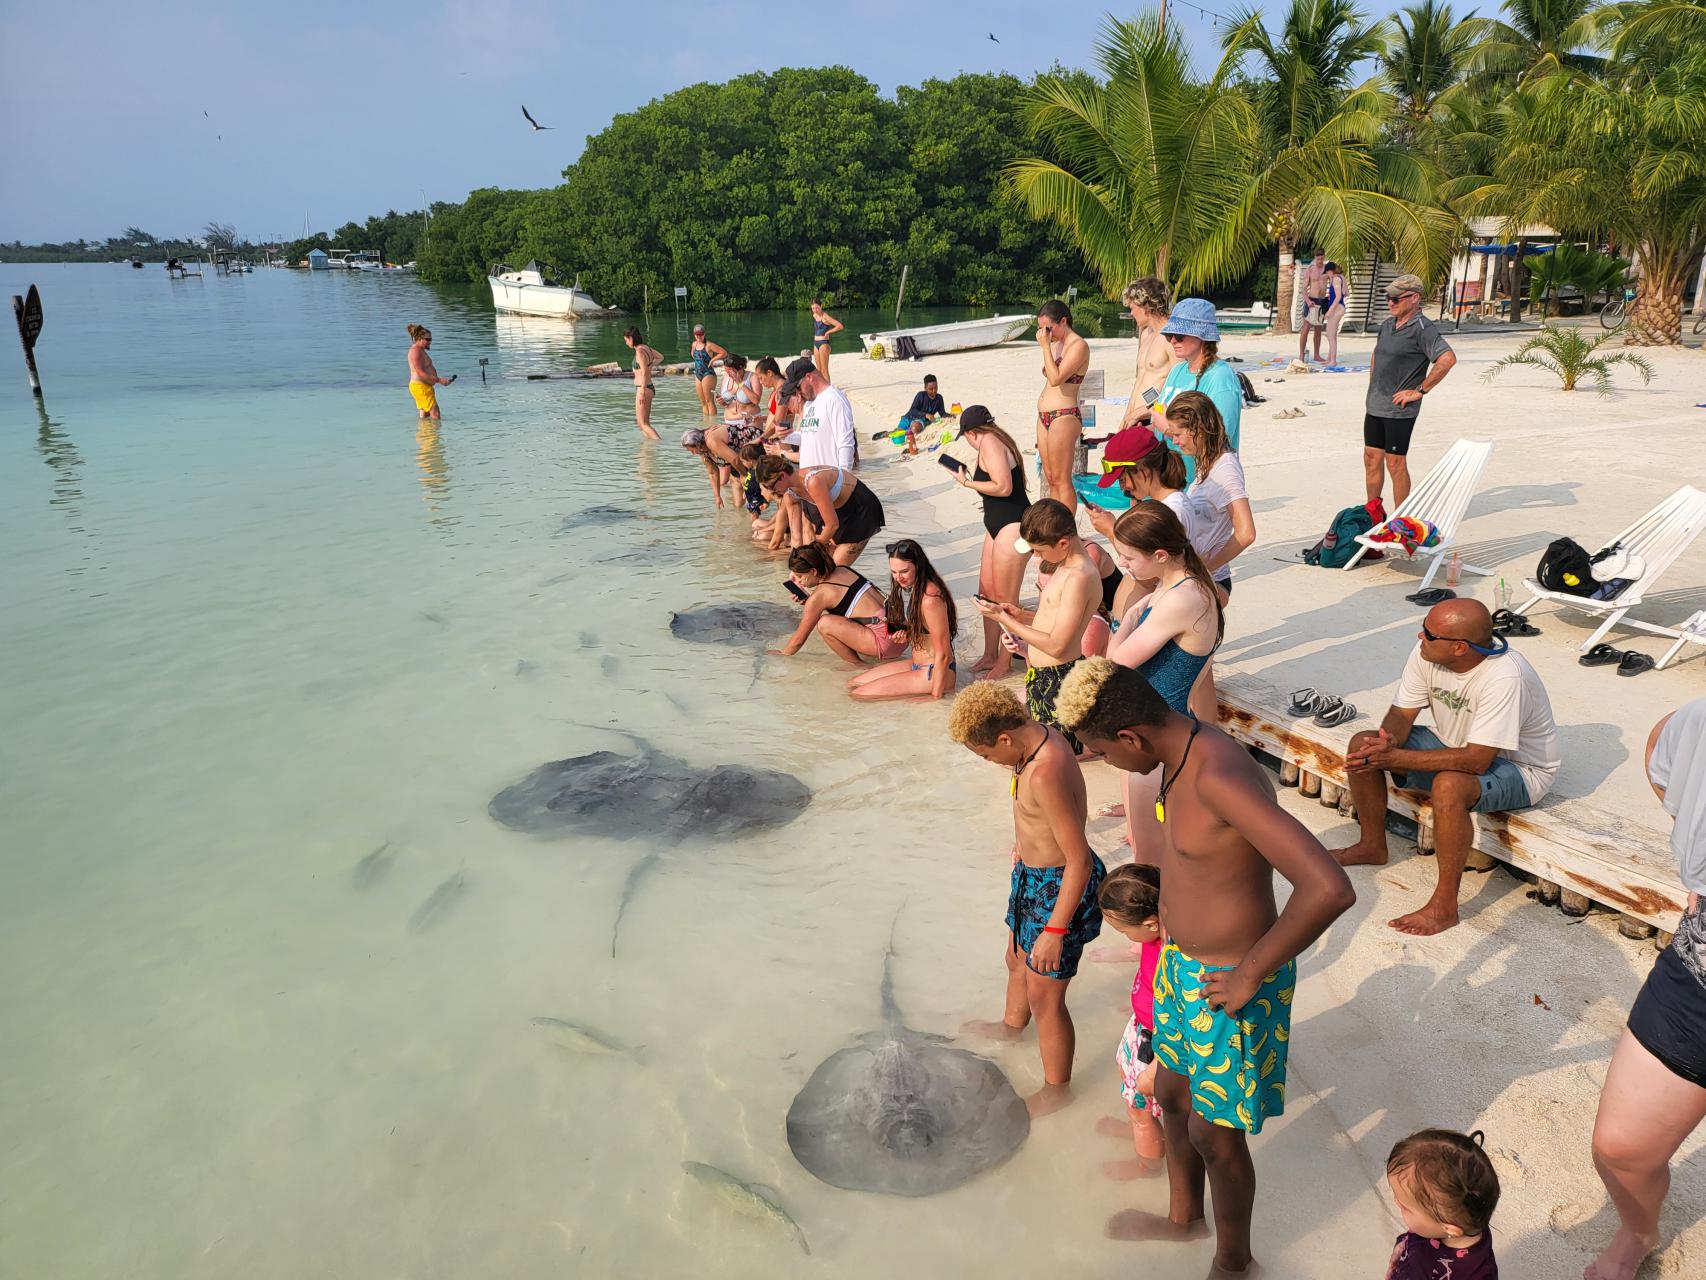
[1515, 485, 1706, 667]
[1342, 438, 1495, 591]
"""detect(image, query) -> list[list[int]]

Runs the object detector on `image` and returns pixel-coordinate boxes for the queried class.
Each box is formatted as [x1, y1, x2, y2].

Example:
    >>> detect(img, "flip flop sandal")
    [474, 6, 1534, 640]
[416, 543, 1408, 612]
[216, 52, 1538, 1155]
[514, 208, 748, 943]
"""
[1287, 687, 1325, 716]
[1405, 588, 1457, 606]
[1303, 399, 1324, 406]
[1490, 608, 1519, 634]
[1579, 643, 1625, 667]
[1314, 700, 1359, 728]
[1617, 651, 1656, 677]
[1506, 619, 1541, 637]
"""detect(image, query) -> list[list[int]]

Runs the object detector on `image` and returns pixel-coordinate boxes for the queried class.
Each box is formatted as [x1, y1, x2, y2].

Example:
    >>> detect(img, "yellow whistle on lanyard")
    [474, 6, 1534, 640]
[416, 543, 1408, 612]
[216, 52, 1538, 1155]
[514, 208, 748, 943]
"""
[1155, 800, 1166, 823]
[1010, 776, 1018, 798]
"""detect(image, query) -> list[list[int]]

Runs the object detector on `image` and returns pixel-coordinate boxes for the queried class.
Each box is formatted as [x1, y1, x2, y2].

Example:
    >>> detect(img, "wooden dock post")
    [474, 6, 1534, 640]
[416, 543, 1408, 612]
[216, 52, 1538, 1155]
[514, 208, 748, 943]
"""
[12, 285, 43, 398]
[1618, 914, 1656, 941]
[1535, 877, 1562, 905]
[1559, 889, 1592, 917]
[1299, 770, 1322, 798]
[1279, 760, 1301, 787]
[1415, 820, 1436, 856]
[1320, 780, 1343, 808]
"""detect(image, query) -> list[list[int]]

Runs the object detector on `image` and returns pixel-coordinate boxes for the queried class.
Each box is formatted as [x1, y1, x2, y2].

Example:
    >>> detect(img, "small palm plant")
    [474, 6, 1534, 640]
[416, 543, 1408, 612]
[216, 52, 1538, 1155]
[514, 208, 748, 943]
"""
[1484, 326, 1655, 394]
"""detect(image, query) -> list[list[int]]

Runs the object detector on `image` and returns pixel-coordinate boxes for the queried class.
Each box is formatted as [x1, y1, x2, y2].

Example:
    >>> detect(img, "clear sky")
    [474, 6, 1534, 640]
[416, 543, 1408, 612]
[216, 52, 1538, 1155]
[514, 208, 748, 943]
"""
[3, 0, 1288, 244]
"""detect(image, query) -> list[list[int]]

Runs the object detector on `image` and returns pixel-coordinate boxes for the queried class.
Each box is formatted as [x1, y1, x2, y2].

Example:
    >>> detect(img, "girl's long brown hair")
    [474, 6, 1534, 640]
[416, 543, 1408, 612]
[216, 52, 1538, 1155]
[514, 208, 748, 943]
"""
[1165, 390, 1230, 482]
[1113, 501, 1224, 644]
[964, 423, 1026, 489]
[883, 539, 958, 641]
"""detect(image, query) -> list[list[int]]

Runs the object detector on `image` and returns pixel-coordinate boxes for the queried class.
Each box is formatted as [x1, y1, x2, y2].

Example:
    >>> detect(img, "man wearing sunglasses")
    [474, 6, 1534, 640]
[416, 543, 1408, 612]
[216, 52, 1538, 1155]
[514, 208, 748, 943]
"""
[1364, 273, 1456, 511]
[1334, 598, 1559, 936]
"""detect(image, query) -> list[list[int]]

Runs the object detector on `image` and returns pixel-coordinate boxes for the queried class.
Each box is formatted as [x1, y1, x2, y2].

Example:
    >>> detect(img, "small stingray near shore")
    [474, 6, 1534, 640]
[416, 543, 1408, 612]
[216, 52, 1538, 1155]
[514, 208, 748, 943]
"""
[669, 602, 796, 646]
[489, 730, 811, 954]
[557, 505, 639, 534]
[786, 916, 1030, 1196]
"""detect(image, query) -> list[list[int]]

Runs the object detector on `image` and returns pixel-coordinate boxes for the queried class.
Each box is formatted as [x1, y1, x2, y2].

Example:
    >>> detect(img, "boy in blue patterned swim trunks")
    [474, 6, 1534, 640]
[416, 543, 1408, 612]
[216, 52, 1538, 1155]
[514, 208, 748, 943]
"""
[950, 682, 1104, 1116]
[1056, 658, 1354, 1274]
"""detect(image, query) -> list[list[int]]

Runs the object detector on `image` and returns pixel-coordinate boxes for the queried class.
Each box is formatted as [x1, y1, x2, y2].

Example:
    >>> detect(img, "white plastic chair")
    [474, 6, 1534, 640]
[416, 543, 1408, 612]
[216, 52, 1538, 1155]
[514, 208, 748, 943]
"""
[1343, 438, 1495, 591]
[1516, 485, 1706, 667]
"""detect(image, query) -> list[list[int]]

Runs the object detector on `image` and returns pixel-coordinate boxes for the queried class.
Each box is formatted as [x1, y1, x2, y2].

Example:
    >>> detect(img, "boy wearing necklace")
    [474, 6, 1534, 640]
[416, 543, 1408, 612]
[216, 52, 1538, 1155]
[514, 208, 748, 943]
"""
[950, 683, 1105, 1117]
[1055, 659, 1354, 1275]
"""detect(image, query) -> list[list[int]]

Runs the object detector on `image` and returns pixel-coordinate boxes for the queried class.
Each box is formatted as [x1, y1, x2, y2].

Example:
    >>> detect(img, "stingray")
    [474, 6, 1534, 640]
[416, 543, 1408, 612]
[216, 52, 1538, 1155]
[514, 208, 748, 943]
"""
[488, 731, 811, 953]
[557, 505, 639, 534]
[669, 603, 797, 647]
[786, 919, 1030, 1197]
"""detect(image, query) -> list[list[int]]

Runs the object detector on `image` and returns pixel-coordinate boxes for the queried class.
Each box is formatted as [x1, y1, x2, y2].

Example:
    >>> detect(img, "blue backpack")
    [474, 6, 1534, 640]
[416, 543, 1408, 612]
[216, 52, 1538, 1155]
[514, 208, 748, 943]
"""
[1303, 503, 1375, 568]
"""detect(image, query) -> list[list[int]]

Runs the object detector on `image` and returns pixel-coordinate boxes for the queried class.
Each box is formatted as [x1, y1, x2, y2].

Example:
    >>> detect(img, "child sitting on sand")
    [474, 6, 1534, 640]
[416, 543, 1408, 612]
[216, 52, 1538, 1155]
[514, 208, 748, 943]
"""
[1098, 863, 1165, 1175]
[1384, 1128, 1501, 1278]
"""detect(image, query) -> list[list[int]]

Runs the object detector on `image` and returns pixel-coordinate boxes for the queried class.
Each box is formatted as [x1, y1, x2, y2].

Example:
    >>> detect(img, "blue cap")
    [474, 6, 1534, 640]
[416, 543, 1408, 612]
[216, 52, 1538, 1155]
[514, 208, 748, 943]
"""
[1161, 297, 1220, 343]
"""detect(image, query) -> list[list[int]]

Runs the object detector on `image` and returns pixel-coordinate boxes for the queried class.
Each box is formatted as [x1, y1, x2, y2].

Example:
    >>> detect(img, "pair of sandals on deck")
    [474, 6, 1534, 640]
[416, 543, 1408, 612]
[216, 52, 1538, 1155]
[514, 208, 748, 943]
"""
[1579, 643, 1657, 677]
[1288, 688, 1358, 728]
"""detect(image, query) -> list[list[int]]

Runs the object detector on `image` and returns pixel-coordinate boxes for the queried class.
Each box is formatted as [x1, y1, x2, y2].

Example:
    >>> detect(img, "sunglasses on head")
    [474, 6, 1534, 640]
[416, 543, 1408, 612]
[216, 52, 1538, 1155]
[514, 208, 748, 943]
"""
[885, 541, 922, 560]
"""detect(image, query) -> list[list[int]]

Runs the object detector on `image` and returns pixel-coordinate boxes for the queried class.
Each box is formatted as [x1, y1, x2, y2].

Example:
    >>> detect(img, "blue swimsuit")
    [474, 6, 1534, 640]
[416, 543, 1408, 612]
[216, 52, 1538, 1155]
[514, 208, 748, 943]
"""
[1134, 586, 1215, 714]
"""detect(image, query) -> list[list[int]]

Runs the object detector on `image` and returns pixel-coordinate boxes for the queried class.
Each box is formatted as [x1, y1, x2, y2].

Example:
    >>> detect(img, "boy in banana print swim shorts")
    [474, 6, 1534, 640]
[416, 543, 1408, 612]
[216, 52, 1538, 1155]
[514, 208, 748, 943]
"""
[1056, 658, 1355, 1275]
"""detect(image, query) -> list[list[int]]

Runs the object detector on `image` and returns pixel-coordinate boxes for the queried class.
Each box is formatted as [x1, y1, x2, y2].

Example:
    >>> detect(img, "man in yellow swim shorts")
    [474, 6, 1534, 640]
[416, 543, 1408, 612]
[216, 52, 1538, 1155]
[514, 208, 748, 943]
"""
[406, 323, 453, 419]
[1057, 659, 1354, 1275]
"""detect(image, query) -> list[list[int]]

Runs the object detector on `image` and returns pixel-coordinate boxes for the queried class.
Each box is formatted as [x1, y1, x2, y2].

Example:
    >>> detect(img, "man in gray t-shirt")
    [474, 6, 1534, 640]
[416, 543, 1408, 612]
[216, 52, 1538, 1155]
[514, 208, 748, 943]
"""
[1364, 273, 1456, 509]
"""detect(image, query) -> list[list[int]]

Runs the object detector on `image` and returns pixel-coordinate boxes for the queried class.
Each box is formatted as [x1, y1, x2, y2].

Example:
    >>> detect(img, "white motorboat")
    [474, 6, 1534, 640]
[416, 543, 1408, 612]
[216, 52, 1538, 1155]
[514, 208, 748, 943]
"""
[488, 262, 606, 318]
[860, 313, 1033, 359]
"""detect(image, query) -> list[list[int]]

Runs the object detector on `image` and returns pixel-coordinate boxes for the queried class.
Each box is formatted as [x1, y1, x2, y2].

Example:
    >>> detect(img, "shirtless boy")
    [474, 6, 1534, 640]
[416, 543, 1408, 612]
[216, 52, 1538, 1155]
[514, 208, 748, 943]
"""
[621, 326, 663, 440]
[973, 499, 1100, 754]
[951, 682, 1105, 1116]
[1056, 658, 1356, 1274]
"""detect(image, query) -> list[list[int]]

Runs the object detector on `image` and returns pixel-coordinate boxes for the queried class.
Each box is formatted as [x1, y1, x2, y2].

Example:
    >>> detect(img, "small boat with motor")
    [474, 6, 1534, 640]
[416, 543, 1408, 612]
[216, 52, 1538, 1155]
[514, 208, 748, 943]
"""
[860, 313, 1033, 359]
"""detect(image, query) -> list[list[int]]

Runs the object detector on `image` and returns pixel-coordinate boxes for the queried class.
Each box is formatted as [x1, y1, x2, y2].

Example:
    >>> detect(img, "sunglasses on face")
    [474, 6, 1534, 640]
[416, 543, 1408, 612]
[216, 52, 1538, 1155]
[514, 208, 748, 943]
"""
[1420, 623, 1467, 644]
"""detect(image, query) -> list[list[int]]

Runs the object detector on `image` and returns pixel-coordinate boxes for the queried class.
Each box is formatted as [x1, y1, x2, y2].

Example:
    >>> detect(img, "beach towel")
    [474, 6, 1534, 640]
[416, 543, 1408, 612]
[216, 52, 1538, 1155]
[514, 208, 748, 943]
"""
[1367, 515, 1441, 555]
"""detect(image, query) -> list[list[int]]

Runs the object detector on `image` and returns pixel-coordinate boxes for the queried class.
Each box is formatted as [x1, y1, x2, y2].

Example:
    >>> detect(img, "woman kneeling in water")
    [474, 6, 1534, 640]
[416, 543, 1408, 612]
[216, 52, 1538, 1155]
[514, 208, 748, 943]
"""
[767, 545, 908, 663]
[754, 455, 886, 567]
[848, 539, 958, 701]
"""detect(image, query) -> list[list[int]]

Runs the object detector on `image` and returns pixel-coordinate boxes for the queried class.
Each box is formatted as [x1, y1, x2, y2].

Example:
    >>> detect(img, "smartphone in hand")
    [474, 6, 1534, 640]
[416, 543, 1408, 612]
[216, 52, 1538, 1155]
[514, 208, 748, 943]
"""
[937, 454, 966, 474]
[446, 374, 458, 384]
[784, 581, 808, 602]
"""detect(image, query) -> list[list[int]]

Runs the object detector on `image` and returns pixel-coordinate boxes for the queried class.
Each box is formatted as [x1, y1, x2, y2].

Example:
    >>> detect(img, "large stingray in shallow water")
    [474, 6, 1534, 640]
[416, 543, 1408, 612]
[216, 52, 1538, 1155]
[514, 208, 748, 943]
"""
[786, 924, 1030, 1197]
[488, 734, 811, 953]
[669, 602, 797, 646]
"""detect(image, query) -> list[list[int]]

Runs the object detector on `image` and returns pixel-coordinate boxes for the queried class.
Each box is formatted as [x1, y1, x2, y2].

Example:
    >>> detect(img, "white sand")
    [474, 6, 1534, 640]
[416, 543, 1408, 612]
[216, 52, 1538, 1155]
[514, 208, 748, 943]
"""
[830, 324, 1706, 1279]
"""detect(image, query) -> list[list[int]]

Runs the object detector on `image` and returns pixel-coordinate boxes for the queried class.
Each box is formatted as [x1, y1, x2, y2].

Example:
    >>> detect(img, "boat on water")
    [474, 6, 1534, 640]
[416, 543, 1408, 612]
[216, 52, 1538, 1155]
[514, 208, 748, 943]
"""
[860, 313, 1033, 359]
[488, 262, 608, 318]
[1214, 301, 1273, 331]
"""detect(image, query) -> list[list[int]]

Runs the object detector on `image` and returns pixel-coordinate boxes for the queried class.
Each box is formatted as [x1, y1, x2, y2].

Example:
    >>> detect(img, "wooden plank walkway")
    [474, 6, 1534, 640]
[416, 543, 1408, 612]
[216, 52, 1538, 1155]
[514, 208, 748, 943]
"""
[1215, 673, 1685, 943]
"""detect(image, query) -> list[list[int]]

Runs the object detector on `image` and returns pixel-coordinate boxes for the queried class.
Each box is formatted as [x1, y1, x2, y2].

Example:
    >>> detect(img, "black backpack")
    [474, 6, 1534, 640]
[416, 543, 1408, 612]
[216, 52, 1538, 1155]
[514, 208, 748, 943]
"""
[1536, 537, 1597, 595]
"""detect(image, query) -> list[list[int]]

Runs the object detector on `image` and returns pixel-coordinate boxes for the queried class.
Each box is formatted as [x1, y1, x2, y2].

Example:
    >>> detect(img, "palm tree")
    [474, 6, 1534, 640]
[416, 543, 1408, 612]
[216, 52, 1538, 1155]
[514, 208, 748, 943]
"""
[1464, 0, 1609, 85]
[1002, 14, 1262, 293]
[1222, 0, 1459, 333]
[1484, 325, 1654, 391]
[1469, 28, 1706, 343]
[1382, 1, 1478, 137]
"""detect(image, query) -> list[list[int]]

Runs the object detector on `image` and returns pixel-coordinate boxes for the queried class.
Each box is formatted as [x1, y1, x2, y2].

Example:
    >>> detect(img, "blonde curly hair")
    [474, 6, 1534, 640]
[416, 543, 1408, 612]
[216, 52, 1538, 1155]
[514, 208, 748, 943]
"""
[1056, 657, 1168, 741]
[947, 681, 1029, 747]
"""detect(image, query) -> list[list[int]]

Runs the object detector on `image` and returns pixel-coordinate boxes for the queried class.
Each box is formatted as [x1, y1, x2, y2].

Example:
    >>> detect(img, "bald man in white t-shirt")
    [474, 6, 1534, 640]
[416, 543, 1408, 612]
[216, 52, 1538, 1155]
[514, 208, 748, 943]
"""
[1332, 599, 1559, 936]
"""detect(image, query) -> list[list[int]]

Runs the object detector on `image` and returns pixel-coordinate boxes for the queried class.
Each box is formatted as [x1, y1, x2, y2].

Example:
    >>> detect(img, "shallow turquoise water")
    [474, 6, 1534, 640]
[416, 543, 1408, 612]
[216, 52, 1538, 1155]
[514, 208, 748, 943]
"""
[1, 266, 1158, 1277]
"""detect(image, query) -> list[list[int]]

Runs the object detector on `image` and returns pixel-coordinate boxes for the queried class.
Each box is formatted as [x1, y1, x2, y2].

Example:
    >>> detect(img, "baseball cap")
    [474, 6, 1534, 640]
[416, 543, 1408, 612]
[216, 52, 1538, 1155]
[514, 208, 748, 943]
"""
[778, 356, 816, 399]
[693, 323, 705, 334]
[1096, 424, 1165, 487]
[956, 405, 994, 433]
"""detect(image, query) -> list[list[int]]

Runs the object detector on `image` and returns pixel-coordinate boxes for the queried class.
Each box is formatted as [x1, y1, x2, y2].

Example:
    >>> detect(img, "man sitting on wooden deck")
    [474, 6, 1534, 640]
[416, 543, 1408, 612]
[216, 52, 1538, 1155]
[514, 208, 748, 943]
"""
[1334, 599, 1560, 935]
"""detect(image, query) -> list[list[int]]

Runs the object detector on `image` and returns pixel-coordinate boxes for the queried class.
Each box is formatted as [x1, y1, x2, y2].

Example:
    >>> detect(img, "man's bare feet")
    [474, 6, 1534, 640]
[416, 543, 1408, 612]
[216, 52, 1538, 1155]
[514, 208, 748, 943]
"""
[1096, 1114, 1132, 1138]
[1389, 905, 1459, 935]
[1102, 1155, 1165, 1180]
[961, 1018, 1026, 1041]
[1584, 1227, 1658, 1280]
[1095, 801, 1127, 819]
[1334, 840, 1389, 868]
[970, 653, 999, 675]
[1105, 1208, 1210, 1243]
[1026, 1082, 1073, 1117]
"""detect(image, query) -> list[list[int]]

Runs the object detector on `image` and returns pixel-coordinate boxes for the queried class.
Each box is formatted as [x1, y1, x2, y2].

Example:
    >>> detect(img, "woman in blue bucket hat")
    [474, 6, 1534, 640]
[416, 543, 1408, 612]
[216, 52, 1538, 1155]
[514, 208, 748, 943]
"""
[1153, 298, 1242, 484]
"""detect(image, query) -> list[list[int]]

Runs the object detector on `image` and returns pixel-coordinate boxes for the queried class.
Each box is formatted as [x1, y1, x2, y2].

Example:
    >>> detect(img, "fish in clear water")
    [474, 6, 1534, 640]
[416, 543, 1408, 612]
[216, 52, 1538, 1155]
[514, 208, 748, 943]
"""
[418, 611, 447, 625]
[680, 1161, 810, 1256]
[515, 659, 540, 678]
[351, 841, 395, 889]
[785, 913, 1030, 1196]
[577, 631, 597, 649]
[406, 867, 466, 934]
[528, 1016, 641, 1060]
[600, 655, 619, 678]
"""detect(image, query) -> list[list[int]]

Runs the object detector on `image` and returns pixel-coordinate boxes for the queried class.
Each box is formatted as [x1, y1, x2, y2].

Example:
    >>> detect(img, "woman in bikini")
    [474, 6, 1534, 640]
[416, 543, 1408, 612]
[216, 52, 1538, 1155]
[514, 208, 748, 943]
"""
[1106, 502, 1223, 863]
[688, 324, 727, 415]
[1035, 299, 1089, 513]
[1119, 278, 1178, 427]
[809, 300, 843, 382]
[848, 539, 959, 701]
[753, 455, 886, 567]
[621, 327, 662, 440]
[766, 544, 906, 664]
[950, 406, 1032, 678]
[706, 354, 764, 488]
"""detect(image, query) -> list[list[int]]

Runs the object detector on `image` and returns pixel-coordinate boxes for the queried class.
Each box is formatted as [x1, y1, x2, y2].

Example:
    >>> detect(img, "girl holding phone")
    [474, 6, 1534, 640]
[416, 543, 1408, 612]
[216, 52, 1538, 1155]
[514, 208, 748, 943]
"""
[949, 406, 1032, 677]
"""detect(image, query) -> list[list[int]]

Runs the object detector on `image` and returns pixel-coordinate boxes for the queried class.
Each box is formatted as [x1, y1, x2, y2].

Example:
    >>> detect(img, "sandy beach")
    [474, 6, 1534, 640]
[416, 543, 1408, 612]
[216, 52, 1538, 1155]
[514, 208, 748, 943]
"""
[829, 323, 1706, 1279]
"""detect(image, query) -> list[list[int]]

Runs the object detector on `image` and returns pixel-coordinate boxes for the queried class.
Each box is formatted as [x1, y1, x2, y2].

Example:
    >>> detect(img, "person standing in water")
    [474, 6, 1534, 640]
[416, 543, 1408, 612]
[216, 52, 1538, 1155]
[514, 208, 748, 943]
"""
[809, 300, 843, 382]
[1055, 658, 1354, 1274]
[406, 324, 453, 419]
[951, 681, 1105, 1117]
[688, 324, 726, 416]
[1035, 300, 1090, 512]
[622, 327, 663, 440]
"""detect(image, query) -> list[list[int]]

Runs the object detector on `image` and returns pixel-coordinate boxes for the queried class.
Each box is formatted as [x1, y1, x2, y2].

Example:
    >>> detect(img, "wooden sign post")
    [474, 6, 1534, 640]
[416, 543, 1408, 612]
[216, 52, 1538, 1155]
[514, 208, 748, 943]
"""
[12, 284, 43, 398]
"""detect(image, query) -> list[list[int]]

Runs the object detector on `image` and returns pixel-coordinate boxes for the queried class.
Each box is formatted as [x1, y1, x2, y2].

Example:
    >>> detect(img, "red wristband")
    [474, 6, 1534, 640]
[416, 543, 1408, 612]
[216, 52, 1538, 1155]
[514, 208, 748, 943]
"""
[1042, 925, 1067, 935]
